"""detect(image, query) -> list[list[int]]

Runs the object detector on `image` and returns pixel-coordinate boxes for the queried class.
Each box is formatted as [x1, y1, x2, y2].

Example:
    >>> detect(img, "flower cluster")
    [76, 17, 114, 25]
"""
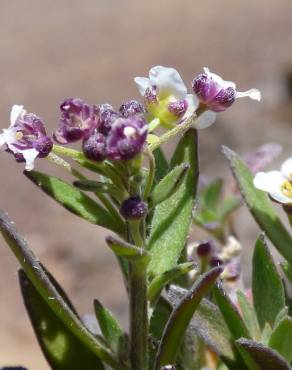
[0, 66, 261, 170]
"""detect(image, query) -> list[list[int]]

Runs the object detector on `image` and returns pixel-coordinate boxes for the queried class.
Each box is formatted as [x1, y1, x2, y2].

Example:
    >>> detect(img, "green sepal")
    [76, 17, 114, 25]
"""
[252, 235, 285, 329]
[24, 171, 124, 235]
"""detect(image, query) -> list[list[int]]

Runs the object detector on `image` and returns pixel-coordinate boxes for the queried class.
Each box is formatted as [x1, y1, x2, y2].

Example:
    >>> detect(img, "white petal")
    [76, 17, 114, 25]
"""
[193, 110, 216, 129]
[184, 94, 199, 117]
[10, 104, 26, 126]
[269, 189, 292, 204]
[281, 157, 292, 181]
[149, 66, 187, 99]
[2, 127, 18, 151]
[22, 148, 39, 171]
[0, 133, 6, 147]
[236, 89, 261, 101]
[253, 171, 285, 192]
[134, 77, 151, 96]
[203, 67, 236, 90]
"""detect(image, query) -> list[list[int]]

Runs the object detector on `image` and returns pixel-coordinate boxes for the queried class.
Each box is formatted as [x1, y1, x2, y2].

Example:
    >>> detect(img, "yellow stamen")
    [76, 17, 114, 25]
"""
[15, 132, 23, 140]
[281, 180, 292, 198]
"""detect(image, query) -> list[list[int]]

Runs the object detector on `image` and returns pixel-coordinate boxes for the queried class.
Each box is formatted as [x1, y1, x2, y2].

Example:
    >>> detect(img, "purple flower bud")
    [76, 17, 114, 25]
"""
[119, 100, 145, 118]
[209, 255, 224, 267]
[54, 98, 97, 144]
[192, 72, 236, 112]
[96, 103, 120, 135]
[2, 368, 27, 370]
[197, 240, 214, 258]
[168, 99, 188, 118]
[0, 105, 53, 170]
[82, 131, 107, 162]
[106, 116, 147, 161]
[120, 196, 148, 220]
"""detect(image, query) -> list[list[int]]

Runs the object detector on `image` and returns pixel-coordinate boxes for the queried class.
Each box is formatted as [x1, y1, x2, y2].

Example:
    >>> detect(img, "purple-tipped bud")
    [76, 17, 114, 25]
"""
[97, 104, 120, 135]
[168, 99, 188, 118]
[209, 255, 224, 267]
[192, 72, 236, 112]
[106, 116, 147, 161]
[120, 196, 148, 220]
[197, 240, 214, 258]
[34, 136, 53, 158]
[119, 100, 145, 118]
[54, 98, 97, 144]
[82, 131, 107, 162]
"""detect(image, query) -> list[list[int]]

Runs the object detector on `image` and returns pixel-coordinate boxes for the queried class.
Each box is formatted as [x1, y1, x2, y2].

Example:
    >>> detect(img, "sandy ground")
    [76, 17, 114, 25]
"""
[0, 0, 292, 368]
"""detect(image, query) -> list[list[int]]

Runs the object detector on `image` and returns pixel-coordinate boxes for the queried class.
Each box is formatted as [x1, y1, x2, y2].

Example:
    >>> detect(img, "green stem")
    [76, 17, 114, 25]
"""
[143, 148, 155, 201]
[48, 153, 124, 229]
[128, 261, 148, 370]
[148, 118, 161, 133]
[148, 112, 197, 152]
[52, 145, 126, 189]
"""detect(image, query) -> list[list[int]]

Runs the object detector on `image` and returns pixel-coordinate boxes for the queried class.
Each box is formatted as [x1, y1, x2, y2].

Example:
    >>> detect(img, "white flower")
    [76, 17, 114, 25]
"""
[135, 66, 203, 128]
[253, 157, 292, 204]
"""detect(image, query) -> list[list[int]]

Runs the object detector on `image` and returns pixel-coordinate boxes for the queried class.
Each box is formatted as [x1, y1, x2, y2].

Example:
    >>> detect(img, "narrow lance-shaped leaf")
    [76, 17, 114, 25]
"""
[0, 211, 124, 370]
[223, 146, 292, 265]
[148, 262, 196, 305]
[19, 270, 105, 370]
[94, 299, 126, 354]
[213, 283, 250, 340]
[147, 129, 199, 277]
[153, 147, 169, 184]
[167, 285, 237, 368]
[24, 171, 124, 235]
[236, 290, 261, 341]
[106, 236, 151, 265]
[73, 180, 126, 201]
[154, 266, 223, 369]
[269, 317, 292, 363]
[252, 235, 285, 329]
[149, 163, 190, 207]
[236, 338, 292, 370]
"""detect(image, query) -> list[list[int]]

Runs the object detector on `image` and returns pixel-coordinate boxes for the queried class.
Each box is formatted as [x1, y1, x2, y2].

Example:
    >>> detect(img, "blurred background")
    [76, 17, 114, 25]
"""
[0, 0, 292, 368]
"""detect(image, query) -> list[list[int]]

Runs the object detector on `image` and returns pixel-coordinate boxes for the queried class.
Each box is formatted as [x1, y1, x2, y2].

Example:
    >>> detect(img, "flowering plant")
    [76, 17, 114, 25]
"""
[1, 65, 292, 370]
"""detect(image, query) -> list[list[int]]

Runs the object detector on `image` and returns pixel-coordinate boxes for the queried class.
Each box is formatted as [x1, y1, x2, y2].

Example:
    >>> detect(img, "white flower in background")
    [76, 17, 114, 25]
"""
[134, 66, 200, 128]
[0, 105, 53, 170]
[253, 157, 292, 204]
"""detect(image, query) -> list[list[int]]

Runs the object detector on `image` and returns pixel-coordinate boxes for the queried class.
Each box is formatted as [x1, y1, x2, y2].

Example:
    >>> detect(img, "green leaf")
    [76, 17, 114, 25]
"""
[213, 284, 250, 340]
[252, 235, 285, 329]
[154, 266, 223, 369]
[237, 290, 261, 341]
[150, 163, 189, 207]
[0, 211, 123, 370]
[24, 171, 124, 235]
[153, 147, 169, 184]
[269, 317, 292, 363]
[19, 269, 105, 370]
[281, 261, 292, 284]
[147, 129, 199, 277]
[199, 178, 223, 210]
[94, 299, 125, 354]
[236, 338, 292, 370]
[73, 180, 125, 201]
[148, 262, 196, 305]
[167, 286, 236, 367]
[106, 236, 151, 265]
[223, 146, 292, 265]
